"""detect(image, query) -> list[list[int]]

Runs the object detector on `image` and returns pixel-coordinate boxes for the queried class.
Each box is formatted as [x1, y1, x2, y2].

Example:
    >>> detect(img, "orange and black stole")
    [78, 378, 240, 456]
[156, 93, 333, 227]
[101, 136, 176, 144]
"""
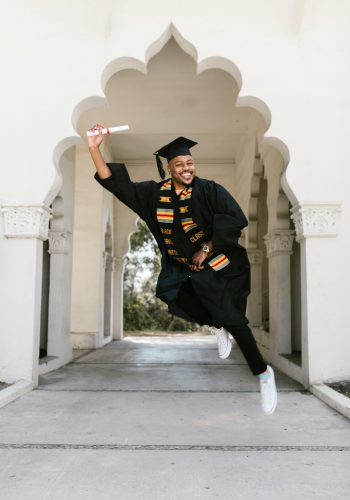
[156, 179, 231, 271]
[156, 180, 206, 267]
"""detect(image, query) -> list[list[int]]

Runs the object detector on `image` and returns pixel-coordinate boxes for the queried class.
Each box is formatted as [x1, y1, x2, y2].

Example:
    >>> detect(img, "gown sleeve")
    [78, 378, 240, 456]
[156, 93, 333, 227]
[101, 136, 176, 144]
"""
[94, 163, 157, 218]
[206, 182, 248, 251]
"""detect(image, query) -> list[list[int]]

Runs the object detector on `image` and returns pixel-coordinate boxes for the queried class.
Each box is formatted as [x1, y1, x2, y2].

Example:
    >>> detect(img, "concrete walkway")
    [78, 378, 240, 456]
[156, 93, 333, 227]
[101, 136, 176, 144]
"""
[0, 336, 349, 500]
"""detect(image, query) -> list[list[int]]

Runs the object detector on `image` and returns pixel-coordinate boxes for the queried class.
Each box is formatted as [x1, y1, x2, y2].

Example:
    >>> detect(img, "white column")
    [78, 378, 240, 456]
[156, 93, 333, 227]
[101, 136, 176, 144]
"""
[112, 256, 126, 340]
[291, 203, 342, 386]
[70, 146, 104, 349]
[247, 249, 264, 326]
[112, 195, 139, 341]
[102, 251, 113, 341]
[0, 204, 52, 385]
[47, 229, 73, 363]
[264, 229, 294, 356]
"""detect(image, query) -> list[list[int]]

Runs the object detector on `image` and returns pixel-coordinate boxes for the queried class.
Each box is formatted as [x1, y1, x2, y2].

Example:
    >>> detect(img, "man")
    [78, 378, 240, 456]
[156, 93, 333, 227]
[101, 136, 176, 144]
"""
[88, 125, 277, 415]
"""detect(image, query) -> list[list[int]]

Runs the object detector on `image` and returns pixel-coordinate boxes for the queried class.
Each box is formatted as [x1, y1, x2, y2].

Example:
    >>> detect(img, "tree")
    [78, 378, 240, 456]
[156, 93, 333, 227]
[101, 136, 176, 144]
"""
[123, 219, 201, 332]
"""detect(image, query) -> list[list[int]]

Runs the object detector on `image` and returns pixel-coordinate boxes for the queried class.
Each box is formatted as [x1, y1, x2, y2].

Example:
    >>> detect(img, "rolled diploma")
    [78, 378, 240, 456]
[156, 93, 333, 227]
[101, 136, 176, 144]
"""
[86, 125, 129, 136]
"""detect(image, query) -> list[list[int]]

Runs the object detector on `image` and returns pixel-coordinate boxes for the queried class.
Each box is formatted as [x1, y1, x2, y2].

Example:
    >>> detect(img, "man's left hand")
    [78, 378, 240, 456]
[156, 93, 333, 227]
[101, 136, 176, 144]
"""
[190, 249, 207, 272]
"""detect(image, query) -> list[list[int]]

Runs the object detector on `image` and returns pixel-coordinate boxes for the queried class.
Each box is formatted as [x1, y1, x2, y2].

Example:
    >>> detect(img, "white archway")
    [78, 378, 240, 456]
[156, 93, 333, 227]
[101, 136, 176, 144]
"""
[49, 24, 298, 380]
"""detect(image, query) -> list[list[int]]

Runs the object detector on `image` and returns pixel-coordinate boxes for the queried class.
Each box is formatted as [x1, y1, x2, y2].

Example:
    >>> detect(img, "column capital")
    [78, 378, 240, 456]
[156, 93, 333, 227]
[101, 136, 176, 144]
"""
[48, 229, 71, 254]
[1, 203, 52, 241]
[247, 249, 264, 266]
[264, 229, 294, 258]
[103, 252, 114, 271]
[291, 203, 341, 242]
[112, 256, 126, 273]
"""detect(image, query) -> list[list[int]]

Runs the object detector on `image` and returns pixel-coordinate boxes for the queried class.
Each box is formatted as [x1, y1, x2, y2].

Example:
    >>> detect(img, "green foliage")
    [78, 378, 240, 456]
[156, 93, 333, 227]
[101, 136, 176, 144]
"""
[123, 219, 200, 332]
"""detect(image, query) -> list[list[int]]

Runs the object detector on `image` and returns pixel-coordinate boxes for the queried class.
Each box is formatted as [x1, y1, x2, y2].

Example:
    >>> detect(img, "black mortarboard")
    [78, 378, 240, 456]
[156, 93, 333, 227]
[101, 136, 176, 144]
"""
[153, 137, 198, 179]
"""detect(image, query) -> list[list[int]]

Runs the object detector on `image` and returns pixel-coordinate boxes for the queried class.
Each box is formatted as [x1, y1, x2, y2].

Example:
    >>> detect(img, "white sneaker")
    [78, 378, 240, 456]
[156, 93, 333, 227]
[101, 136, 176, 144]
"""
[259, 365, 278, 415]
[210, 327, 232, 359]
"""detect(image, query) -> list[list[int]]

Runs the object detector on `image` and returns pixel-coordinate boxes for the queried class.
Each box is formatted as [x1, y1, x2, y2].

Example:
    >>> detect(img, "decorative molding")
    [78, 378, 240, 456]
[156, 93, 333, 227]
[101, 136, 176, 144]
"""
[247, 249, 264, 266]
[291, 203, 342, 242]
[48, 230, 71, 254]
[103, 252, 114, 271]
[264, 230, 294, 258]
[1, 203, 52, 241]
[113, 256, 126, 273]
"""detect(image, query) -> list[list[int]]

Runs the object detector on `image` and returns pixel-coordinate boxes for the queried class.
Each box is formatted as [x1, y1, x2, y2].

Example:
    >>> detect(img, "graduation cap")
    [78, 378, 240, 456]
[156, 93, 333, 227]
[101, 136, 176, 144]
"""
[154, 137, 198, 179]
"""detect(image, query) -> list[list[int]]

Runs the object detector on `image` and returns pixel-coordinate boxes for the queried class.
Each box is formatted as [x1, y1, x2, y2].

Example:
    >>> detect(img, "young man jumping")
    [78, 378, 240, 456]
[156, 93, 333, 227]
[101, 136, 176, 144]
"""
[88, 125, 277, 415]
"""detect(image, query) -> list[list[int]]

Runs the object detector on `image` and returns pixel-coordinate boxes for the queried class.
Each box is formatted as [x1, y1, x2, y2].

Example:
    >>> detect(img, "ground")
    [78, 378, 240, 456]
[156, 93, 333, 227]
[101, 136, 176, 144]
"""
[0, 336, 350, 499]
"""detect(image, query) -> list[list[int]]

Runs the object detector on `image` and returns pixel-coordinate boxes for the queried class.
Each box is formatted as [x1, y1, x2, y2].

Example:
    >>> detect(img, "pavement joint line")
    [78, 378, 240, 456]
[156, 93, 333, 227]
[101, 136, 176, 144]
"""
[79, 349, 236, 353]
[0, 443, 349, 452]
[35, 388, 306, 393]
[70, 362, 246, 366]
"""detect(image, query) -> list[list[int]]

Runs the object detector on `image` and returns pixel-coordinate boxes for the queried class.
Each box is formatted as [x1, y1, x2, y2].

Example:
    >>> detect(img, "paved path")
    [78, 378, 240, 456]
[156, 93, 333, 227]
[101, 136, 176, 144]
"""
[0, 336, 349, 499]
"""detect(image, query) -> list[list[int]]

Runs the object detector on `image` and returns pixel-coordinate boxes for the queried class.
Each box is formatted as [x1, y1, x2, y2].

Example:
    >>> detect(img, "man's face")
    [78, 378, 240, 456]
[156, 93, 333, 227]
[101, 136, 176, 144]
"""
[168, 155, 196, 190]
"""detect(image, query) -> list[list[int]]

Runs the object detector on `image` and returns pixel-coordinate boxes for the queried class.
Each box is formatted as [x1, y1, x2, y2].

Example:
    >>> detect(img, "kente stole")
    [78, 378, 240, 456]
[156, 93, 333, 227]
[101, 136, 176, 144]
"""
[156, 179, 230, 271]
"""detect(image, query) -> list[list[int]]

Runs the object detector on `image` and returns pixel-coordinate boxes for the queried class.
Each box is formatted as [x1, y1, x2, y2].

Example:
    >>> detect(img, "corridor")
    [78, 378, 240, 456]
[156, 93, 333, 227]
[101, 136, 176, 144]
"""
[0, 336, 349, 499]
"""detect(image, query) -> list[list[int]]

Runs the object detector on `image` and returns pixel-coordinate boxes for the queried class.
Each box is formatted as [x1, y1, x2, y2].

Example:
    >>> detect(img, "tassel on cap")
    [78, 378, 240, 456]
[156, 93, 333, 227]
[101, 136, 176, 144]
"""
[155, 153, 166, 179]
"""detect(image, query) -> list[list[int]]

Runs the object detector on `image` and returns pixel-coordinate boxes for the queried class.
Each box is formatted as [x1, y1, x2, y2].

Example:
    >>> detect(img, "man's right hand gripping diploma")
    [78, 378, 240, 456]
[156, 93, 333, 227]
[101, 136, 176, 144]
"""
[88, 124, 112, 179]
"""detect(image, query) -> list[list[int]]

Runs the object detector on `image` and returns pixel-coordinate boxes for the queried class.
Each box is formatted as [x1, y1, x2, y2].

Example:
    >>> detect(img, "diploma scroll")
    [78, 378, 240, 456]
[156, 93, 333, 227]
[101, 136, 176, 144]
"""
[86, 125, 129, 137]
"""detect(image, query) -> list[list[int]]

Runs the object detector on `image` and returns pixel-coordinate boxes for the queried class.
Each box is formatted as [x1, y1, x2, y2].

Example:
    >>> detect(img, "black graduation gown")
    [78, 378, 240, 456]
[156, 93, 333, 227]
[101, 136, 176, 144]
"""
[94, 163, 251, 327]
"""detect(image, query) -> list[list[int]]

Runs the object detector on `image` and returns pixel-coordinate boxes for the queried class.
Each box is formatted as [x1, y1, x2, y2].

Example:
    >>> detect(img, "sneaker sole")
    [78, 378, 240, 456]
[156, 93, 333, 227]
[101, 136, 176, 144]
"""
[219, 340, 232, 359]
[263, 393, 277, 415]
[262, 368, 278, 415]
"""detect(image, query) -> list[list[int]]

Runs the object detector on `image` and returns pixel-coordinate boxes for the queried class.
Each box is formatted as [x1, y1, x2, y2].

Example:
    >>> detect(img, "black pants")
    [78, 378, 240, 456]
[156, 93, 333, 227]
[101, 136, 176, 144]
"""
[223, 324, 267, 376]
[175, 281, 267, 376]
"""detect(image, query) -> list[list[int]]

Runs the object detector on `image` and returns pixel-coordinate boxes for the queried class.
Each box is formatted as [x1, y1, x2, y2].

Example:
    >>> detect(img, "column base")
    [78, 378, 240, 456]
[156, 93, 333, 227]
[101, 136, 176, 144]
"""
[70, 331, 100, 349]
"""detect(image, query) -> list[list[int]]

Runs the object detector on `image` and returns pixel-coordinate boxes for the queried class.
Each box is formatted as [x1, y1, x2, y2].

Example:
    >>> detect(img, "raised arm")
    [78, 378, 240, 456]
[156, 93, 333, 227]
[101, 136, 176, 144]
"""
[89, 126, 159, 220]
[87, 124, 112, 179]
